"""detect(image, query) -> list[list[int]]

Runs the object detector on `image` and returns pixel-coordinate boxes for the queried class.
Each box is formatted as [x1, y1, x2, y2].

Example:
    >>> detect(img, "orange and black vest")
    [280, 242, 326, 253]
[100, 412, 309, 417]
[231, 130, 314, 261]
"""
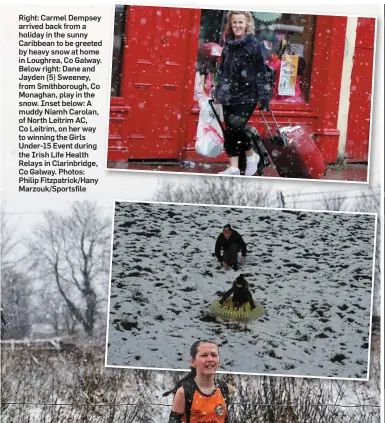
[181, 379, 230, 423]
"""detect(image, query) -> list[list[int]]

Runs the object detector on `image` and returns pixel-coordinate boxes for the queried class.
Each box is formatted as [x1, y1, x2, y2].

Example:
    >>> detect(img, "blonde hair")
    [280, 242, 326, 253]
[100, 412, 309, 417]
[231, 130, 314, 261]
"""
[224, 11, 255, 38]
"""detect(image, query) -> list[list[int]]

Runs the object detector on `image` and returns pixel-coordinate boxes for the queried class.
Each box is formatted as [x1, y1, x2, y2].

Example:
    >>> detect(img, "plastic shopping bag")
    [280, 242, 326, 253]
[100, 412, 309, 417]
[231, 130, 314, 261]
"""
[195, 96, 224, 158]
[194, 71, 204, 101]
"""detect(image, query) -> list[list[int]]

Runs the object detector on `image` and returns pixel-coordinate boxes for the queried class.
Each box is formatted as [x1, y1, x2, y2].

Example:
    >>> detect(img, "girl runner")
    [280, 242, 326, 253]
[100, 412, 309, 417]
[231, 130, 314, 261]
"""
[164, 340, 235, 422]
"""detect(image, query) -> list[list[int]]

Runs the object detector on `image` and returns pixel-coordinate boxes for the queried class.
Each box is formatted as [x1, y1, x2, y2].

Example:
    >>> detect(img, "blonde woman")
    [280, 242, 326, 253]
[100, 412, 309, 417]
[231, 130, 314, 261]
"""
[214, 11, 272, 176]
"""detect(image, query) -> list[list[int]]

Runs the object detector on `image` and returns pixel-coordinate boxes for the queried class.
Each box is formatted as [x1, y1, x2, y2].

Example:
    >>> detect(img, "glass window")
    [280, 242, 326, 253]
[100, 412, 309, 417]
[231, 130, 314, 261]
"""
[196, 10, 316, 104]
[254, 12, 315, 104]
[196, 10, 226, 97]
[199, 9, 225, 46]
[111, 5, 126, 97]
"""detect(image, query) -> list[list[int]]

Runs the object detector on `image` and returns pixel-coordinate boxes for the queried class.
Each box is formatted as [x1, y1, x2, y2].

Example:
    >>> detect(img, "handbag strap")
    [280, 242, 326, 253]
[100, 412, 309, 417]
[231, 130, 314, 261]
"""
[208, 99, 226, 134]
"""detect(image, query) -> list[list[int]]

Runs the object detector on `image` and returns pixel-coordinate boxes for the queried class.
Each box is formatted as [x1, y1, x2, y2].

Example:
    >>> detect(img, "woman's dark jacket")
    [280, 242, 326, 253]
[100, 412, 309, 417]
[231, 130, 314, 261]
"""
[214, 34, 271, 106]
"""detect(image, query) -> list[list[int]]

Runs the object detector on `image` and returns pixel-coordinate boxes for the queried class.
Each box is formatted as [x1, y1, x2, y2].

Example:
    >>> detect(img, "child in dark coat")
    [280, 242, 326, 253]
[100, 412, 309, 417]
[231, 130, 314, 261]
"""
[219, 274, 256, 309]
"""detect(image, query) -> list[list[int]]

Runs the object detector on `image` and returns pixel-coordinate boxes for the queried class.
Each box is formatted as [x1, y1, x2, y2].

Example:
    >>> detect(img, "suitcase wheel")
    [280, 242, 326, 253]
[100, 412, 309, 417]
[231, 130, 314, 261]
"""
[263, 155, 271, 167]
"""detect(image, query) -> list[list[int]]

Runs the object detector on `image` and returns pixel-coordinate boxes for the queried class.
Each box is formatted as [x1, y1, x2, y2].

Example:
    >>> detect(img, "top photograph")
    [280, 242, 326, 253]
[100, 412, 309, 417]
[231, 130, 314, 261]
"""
[106, 6, 376, 183]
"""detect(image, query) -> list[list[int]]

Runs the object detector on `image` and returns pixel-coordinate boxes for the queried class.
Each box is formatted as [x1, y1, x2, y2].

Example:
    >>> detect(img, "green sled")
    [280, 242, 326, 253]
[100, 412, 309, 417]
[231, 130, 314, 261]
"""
[210, 297, 264, 321]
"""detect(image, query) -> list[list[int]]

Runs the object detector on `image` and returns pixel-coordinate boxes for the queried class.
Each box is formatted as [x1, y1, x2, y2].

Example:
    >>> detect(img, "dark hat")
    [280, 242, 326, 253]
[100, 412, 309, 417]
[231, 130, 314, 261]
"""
[223, 224, 232, 231]
[235, 274, 247, 287]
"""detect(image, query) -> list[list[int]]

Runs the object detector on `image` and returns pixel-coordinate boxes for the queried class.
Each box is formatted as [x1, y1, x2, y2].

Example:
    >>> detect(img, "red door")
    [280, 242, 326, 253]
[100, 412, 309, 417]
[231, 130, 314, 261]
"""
[120, 6, 196, 160]
[345, 18, 376, 162]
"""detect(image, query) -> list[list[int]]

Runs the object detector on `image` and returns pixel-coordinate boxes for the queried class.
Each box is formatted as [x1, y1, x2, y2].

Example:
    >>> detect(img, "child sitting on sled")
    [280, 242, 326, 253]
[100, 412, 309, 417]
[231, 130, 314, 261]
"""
[219, 274, 256, 309]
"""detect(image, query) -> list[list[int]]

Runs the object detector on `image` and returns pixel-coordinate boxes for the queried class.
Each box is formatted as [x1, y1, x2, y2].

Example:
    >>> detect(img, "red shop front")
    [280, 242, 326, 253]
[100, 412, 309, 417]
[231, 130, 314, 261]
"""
[107, 6, 375, 165]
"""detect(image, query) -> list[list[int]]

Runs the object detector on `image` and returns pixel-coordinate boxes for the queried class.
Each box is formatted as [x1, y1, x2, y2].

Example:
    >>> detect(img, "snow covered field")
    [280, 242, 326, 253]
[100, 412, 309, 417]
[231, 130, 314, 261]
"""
[106, 202, 376, 380]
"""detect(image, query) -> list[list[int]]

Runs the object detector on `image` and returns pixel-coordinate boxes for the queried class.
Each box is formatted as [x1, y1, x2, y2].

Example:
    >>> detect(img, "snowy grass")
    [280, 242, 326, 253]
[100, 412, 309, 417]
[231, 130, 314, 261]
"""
[106, 202, 376, 379]
[1, 337, 380, 423]
[0, 343, 163, 423]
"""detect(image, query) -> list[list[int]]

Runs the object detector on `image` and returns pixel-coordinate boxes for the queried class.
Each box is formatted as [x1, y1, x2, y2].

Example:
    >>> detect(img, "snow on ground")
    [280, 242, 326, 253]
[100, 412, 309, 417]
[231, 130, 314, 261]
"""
[106, 202, 376, 379]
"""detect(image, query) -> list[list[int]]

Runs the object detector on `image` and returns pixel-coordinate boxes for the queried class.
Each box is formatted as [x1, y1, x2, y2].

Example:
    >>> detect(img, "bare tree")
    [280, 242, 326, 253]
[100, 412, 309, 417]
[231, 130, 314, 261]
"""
[287, 192, 301, 209]
[352, 186, 381, 214]
[0, 205, 19, 270]
[1, 206, 31, 339]
[28, 201, 111, 337]
[155, 176, 276, 207]
[321, 192, 347, 211]
[1, 269, 32, 339]
[33, 286, 78, 337]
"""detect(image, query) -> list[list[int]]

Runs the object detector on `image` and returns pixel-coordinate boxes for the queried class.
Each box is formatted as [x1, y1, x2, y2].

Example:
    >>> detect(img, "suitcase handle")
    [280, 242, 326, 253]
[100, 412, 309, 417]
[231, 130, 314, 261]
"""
[208, 99, 226, 134]
[259, 109, 287, 146]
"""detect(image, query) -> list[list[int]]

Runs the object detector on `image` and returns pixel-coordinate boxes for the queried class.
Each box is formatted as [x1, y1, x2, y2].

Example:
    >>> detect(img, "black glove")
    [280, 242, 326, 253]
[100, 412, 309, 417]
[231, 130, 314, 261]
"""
[168, 411, 183, 423]
[259, 99, 270, 111]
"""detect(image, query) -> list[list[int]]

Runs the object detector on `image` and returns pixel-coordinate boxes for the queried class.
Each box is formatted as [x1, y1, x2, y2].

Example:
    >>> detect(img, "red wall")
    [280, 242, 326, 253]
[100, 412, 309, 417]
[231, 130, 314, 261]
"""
[345, 18, 376, 163]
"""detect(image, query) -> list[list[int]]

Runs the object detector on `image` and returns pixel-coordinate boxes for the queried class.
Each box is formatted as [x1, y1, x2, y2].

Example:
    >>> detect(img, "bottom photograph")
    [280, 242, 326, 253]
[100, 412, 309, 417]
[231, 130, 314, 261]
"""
[106, 201, 376, 380]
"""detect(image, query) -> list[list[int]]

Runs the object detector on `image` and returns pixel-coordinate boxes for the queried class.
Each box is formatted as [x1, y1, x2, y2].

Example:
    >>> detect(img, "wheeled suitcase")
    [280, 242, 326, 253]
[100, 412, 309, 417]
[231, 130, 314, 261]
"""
[261, 110, 327, 179]
[208, 99, 270, 176]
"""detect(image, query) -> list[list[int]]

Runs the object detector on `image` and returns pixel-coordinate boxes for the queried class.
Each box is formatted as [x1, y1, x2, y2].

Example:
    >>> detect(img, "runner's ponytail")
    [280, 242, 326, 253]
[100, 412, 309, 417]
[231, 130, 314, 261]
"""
[162, 367, 197, 397]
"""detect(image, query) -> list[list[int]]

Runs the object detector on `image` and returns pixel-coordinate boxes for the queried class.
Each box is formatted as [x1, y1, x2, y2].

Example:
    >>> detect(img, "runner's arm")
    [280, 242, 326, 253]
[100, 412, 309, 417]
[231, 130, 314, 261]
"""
[168, 386, 185, 422]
